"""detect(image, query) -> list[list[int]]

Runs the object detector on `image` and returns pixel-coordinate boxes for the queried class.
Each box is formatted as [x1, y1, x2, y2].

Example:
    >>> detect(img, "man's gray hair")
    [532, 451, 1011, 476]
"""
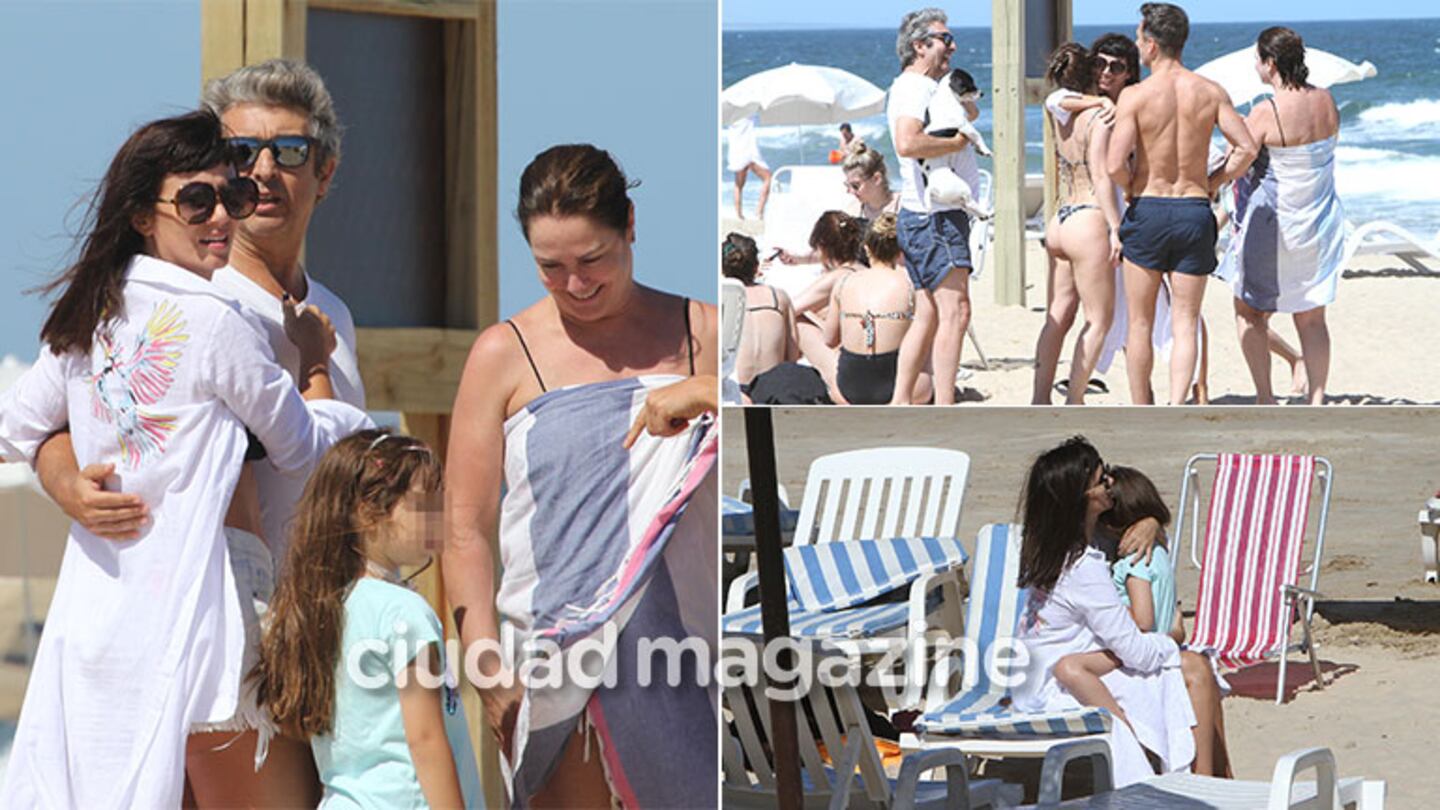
[897, 8, 947, 68]
[202, 59, 343, 170]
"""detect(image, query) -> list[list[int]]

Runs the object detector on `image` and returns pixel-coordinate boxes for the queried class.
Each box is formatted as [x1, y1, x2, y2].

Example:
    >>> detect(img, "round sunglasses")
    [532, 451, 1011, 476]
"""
[155, 177, 260, 224]
[226, 135, 314, 170]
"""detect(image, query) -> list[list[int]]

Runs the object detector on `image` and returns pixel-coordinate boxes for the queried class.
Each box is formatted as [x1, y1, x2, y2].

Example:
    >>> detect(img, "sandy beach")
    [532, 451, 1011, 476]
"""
[723, 214, 1439, 406]
[722, 406, 1440, 806]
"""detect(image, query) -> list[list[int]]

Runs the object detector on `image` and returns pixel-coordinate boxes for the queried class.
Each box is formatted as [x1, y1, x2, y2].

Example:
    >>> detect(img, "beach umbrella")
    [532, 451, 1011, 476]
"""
[1196, 46, 1377, 107]
[722, 63, 886, 127]
[742, 408, 801, 810]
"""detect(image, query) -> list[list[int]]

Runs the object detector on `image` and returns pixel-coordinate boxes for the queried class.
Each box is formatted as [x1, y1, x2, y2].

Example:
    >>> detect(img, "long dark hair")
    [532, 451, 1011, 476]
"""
[1018, 436, 1102, 592]
[1047, 42, 1093, 93]
[254, 429, 444, 738]
[38, 110, 232, 356]
[809, 210, 865, 266]
[1257, 26, 1310, 90]
[516, 143, 638, 241]
[1099, 466, 1171, 535]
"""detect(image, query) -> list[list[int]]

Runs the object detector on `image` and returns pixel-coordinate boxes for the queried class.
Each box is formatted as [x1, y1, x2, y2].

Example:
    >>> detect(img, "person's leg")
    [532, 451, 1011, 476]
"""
[1293, 307, 1330, 405]
[1192, 316, 1210, 405]
[1265, 327, 1307, 397]
[531, 724, 615, 808]
[1233, 297, 1276, 404]
[187, 731, 265, 809]
[752, 163, 773, 220]
[1166, 272, 1209, 405]
[1065, 215, 1117, 405]
[1179, 651, 1226, 777]
[1033, 223, 1079, 404]
[259, 733, 323, 807]
[1122, 261, 1163, 405]
[892, 290, 937, 405]
[1053, 651, 1130, 729]
[733, 167, 748, 220]
[796, 320, 842, 402]
[931, 268, 971, 405]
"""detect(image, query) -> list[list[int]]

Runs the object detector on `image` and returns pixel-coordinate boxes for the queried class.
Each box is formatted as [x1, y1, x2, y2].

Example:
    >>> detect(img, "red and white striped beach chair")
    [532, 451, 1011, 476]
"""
[1172, 453, 1335, 704]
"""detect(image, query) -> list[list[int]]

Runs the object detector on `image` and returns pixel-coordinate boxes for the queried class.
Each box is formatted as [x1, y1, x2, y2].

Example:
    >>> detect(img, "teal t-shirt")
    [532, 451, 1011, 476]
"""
[1112, 545, 1177, 636]
[312, 578, 484, 809]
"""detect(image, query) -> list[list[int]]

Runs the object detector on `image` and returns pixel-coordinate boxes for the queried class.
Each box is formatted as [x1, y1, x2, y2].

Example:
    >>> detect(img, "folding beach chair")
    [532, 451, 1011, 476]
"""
[1039, 739, 1386, 808]
[721, 636, 1023, 810]
[1344, 219, 1440, 273]
[907, 524, 1112, 759]
[1419, 492, 1440, 584]
[724, 448, 972, 650]
[1173, 453, 1335, 704]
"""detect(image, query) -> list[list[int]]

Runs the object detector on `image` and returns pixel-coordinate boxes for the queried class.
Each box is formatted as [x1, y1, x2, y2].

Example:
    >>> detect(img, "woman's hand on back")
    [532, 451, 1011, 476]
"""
[1118, 516, 1160, 565]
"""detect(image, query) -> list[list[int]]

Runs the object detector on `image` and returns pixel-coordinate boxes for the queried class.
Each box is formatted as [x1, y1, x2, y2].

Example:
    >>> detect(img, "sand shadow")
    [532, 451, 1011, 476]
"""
[1342, 265, 1440, 280]
[1223, 658, 1359, 702]
[1315, 598, 1440, 633]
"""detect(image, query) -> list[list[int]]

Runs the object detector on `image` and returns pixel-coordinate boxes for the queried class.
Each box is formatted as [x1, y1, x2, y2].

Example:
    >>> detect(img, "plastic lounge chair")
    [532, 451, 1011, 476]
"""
[964, 170, 993, 371]
[907, 524, 1112, 760]
[722, 277, 747, 404]
[1344, 219, 1440, 273]
[721, 636, 1024, 810]
[1419, 492, 1440, 583]
[725, 448, 973, 647]
[1037, 739, 1385, 808]
[1173, 453, 1334, 704]
[763, 164, 852, 255]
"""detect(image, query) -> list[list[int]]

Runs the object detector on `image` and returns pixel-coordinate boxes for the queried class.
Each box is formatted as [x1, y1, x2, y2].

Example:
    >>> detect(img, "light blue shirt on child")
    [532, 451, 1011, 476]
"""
[312, 577, 484, 809]
[1112, 545, 1177, 636]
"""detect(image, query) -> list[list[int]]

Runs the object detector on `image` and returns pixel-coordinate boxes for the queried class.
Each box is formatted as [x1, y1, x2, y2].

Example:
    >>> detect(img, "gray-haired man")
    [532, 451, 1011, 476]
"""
[887, 8, 980, 405]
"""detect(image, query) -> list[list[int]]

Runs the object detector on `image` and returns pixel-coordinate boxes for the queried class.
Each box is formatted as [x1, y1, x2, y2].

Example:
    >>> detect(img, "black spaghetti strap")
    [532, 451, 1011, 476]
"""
[682, 297, 696, 376]
[1268, 97, 1288, 147]
[506, 319, 547, 392]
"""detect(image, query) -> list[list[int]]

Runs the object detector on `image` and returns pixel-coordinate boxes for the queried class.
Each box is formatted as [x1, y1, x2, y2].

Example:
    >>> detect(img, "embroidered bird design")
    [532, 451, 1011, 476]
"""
[87, 301, 190, 468]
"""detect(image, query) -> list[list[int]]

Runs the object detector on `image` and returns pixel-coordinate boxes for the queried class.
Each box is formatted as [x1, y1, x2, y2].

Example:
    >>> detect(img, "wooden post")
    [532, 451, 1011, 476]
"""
[991, 0, 1027, 306]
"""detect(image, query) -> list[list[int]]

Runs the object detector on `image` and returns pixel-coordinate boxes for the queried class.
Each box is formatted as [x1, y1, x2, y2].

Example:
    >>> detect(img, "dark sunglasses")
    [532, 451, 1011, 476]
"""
[227, 135, 314, 170]
[924, 31, 956, 47]
[155, 177, 260, 224]
[1097, 57, 1129, 76]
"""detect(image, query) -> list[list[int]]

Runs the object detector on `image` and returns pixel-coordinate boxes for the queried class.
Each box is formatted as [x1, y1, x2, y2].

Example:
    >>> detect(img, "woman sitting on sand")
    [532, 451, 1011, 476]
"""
[1218, 26, 1344, 405]
[1013, 438, 1229, 787]
[1031, 43, 1126, 405]
[822, 213, 934, 404]
[723, 232, 800, 399]
[790, 211, 867, 401]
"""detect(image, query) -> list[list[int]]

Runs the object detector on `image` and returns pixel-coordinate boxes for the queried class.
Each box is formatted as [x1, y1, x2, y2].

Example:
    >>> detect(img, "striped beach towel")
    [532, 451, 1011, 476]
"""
[1190, 454, 1316, 670]
[495, 376, 717, 809]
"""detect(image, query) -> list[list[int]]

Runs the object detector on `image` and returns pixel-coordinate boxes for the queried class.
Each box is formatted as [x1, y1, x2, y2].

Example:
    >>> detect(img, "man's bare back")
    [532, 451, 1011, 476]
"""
[1110, 64, 1252, 200]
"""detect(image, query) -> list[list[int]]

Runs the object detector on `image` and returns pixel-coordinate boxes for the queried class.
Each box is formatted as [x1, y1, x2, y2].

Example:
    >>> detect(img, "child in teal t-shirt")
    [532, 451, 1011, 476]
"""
[1103, 466, 1183, 640]
[254, 431, 483, 809]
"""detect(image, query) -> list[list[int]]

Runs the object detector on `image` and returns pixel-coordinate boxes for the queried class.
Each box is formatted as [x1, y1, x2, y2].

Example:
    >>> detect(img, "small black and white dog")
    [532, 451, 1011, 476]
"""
[922, 68, 994, 219]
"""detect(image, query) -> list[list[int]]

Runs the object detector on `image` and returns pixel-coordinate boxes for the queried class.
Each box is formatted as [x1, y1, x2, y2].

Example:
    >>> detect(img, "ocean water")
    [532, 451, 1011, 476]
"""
[722, 19, 1440, 236]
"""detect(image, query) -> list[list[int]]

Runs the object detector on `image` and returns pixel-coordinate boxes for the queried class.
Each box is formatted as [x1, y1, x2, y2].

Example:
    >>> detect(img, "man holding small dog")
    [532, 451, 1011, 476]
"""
[888, 7, 982, 405]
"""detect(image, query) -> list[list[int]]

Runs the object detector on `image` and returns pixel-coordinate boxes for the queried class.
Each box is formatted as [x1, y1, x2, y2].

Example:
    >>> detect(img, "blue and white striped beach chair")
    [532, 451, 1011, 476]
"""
[721, 536, 967, 644]
[907, 523, 1112, 758]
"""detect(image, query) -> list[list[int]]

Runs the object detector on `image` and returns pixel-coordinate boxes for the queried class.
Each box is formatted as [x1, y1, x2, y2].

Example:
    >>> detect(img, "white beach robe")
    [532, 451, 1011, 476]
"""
[212, 267, 367, 566]
[1014, 547, 1196, 786]
[0, 255, 368, 808]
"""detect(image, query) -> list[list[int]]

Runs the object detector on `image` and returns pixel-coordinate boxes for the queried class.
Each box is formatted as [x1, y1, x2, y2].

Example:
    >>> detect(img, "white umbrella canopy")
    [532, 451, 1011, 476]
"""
[1196, 45, 1377, 107]
[722, 63, 886, 127]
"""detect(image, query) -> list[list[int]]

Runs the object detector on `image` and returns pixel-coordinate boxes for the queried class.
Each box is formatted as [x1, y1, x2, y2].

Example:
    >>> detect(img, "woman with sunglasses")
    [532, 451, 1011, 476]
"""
[0, 110, 366, 808]
[1014, 437, 1230, 787]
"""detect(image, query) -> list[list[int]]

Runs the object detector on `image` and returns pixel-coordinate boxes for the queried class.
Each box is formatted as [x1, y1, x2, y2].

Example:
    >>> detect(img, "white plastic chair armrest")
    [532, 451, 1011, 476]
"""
[727, 571, 760, 614]
[892, 747, 972, 810]
[1269, 747, 1338, 810]
[826, 732, 869, 810]
[1037, 738, 1114, 805]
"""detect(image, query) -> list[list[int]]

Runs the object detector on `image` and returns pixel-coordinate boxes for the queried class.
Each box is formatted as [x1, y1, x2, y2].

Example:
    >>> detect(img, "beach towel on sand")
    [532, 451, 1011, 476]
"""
[1219, 137, 1345, 313]
[495, 376, 717, 808]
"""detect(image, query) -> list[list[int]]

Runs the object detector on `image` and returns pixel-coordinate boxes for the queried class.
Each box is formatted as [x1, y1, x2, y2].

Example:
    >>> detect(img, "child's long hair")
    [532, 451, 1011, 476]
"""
[1099, 466, 1171, 535]
[254, 429, 443, 738]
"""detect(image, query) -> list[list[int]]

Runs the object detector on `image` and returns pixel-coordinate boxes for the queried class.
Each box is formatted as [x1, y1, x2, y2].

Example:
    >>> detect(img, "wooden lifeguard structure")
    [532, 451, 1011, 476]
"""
[201, 0, 501, 803]
[990, 0, 1073, 305]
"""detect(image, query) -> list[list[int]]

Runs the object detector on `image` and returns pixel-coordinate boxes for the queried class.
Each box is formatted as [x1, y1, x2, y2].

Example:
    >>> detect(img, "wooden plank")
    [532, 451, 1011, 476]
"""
[398, 412, 449, 615]
[308, 0, 480, 19]
[474, 2, 499, 328]
[444, 21, 479, 329]
[991, 0, 1027, 306]
[355, 328, 476, 413]
[245, 0, 285, 62]
[200, 0, 245, 88]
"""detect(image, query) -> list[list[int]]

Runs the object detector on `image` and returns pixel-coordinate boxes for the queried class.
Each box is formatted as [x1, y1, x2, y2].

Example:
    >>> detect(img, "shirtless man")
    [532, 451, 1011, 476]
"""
[1106, 3, 1256, 404]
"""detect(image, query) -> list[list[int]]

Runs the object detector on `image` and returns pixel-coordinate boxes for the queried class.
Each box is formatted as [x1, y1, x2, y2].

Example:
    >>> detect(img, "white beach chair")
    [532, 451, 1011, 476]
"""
[722, 277, 747, 404]
[906, 524, 1112, 764]
[1344, 219, 1440, 273]
[763, 164, 851, 255]
[1038, 739, 1385, 808]
[721, 636, 1023, 810]
[1419, 493, 1440, 583]
[1174, 453, 1334, 704]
